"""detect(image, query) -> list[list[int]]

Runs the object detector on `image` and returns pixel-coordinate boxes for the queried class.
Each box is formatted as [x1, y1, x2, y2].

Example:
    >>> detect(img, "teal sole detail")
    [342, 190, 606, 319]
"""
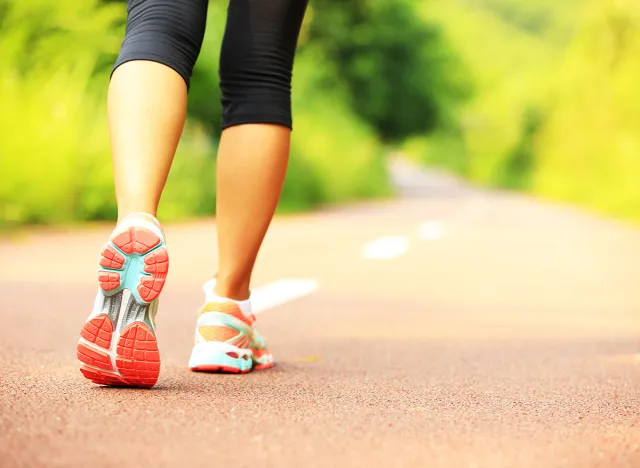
[99, 239, 167, 305]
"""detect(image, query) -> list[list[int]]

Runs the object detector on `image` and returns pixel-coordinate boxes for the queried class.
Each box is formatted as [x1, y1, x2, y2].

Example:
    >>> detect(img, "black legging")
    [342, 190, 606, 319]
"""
[113, 0, 309, 130]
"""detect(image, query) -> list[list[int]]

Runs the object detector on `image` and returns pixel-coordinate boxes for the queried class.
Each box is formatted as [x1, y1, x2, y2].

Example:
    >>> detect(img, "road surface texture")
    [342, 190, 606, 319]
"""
[1, 159, 639, 467]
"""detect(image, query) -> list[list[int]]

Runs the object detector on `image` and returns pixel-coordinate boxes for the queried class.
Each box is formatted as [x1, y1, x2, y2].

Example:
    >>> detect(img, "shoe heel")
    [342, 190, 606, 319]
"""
[79, 222, 167, 388]
[188, 343, 253, 374]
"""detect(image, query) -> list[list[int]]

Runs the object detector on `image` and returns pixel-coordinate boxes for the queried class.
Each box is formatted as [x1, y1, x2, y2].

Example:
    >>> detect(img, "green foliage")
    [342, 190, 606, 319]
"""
[0, 0, 395, 227]
[158, 127, 217, 220]
[412, 0, 563, 188]
[186, 3, 224, 139]
[0, 0, 123, 225]
[12, 0, 637, 227]
[410, 0, 640, 222]
[534, 0, 640, 220]
[494, 106, 542, 190]
[306, 0, 470, 142]
[286, 49, 391, 211]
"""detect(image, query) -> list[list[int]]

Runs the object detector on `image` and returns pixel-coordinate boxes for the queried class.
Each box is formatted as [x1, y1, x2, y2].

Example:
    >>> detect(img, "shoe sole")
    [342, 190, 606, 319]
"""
[188, 342, 274, 374]
[77, 226, 168, 388]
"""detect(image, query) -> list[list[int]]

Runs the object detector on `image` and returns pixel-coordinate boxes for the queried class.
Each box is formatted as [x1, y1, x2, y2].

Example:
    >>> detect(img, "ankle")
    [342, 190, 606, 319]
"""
[117, 211, 161, 226]
[117, 204, 158, 223]
[213, 274, 251, 301]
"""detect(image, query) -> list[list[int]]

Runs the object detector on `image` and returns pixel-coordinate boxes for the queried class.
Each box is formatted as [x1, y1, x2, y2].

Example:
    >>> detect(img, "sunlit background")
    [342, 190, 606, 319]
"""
[1, 0, 639, 226]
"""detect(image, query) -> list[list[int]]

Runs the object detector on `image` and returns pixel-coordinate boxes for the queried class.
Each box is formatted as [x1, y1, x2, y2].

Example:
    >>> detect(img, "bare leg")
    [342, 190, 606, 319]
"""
[108, 0, 208, 221]
[108, 61, 187, 221]
[212, 0, 308, 301]
[214, 124, 291, 300]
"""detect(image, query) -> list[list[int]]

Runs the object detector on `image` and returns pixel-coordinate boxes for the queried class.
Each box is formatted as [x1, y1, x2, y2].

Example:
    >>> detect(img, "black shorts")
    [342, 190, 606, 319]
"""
[113, 0, 308, 130]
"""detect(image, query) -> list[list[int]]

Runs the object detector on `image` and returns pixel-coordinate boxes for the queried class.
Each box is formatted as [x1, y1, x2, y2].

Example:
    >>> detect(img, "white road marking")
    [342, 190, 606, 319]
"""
[361, 236, 408, 259]
[419, 221, 445, 240]
[252, 279, 319, 314]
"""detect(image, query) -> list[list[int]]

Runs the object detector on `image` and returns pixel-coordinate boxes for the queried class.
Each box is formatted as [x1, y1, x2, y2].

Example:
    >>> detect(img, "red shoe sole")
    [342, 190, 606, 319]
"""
[190, 365, 252, 374]
[253, 362, 275, 371]
[79, 320, 160, 388]
[79, 224, 167, 388]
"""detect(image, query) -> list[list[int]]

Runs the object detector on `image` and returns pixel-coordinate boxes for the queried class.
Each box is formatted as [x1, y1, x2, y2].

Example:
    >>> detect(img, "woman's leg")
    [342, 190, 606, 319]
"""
[110, 0, 209, 220]
[188, 0, 308, 374]
[78, 0, 208, 388]
[109, 62, 187, 219]
[214, 0, 309, 300]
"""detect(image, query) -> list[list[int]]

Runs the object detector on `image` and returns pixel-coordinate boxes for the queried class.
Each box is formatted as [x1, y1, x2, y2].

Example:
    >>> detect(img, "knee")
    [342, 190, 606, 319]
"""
[113, 0, 208, 89]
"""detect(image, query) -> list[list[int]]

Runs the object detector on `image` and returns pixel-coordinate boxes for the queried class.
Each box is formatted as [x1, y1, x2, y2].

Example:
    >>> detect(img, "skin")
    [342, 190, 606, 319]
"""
[109, 61, 187, 219]
[108, 60, 290, 300]
[213, 123, 290, 300]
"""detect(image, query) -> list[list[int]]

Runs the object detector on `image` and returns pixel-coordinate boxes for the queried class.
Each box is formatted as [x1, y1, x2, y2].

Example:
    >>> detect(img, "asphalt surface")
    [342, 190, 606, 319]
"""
[1, 160, 639, 467]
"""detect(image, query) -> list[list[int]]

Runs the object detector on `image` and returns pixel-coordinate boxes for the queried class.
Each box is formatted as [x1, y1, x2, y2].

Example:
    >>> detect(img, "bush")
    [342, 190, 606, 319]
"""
[0, 0, 393, 227]
[410, 0, 565, 188]
[305, 0, 470, 143]
[409, 0, 640, 223]
[286, 49, 391, 211]
[0, 0, 123, 226]
[533, 0, 640, 221]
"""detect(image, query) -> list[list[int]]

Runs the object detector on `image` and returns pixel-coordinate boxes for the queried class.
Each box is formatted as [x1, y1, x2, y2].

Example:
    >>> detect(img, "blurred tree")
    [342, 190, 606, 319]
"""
[305, 0, 470, 142]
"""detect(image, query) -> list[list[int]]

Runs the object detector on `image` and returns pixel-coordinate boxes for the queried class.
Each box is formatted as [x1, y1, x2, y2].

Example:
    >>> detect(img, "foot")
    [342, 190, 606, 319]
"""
[77, 213, 169, 388]
[188, 280, 274, 373]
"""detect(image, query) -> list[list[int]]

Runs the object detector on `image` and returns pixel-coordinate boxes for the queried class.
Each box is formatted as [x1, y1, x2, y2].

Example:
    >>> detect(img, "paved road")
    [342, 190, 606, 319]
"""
[1, 160, 639, 467]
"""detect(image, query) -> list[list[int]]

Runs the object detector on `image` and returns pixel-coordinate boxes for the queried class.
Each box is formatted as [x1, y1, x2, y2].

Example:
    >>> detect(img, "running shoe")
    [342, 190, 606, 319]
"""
[77, 213, 169, 388]
[188, 279, 274, 373]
